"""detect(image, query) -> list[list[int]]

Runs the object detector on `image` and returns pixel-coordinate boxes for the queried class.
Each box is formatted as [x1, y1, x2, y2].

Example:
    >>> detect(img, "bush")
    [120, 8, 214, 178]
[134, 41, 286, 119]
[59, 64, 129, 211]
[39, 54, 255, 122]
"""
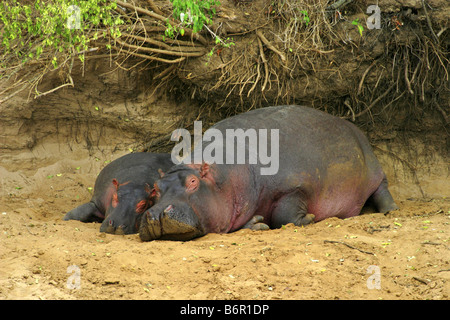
[0, 0, 123, 67]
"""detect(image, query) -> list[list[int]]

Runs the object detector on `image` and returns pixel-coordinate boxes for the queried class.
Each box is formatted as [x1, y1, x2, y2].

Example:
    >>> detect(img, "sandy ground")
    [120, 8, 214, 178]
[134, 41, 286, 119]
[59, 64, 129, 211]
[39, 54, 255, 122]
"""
[0, 148, 449, 300]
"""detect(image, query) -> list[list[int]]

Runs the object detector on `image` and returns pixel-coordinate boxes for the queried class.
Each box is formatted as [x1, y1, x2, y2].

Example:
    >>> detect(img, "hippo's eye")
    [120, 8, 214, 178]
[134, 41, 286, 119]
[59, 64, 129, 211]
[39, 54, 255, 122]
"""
[185, 175, 199, 192]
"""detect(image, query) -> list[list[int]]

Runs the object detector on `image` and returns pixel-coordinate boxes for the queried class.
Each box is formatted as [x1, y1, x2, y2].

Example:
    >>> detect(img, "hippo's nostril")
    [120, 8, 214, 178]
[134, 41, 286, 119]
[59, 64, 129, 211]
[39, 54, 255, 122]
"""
[115, 225, 125, 235]
[146, 208, 161, 221]
[148, 212, 157, 220]
[105, 224, 115, 234]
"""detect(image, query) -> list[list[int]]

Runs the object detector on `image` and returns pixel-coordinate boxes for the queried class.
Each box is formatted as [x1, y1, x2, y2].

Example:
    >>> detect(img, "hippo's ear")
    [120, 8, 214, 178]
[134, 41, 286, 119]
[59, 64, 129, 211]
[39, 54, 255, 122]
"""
[158, 168, 165, 178]
[148, 183, 160, 198]
[199, 162, 210, 179]
[112, 178, 119, 190]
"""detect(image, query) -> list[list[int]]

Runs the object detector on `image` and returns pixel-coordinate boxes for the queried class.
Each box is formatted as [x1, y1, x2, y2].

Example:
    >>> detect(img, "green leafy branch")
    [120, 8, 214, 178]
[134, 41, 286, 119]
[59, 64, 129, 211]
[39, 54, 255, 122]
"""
[0, 0, 231, 101]
[170, 0, 220, 34]
[0, 0, 123, 68]
[167, 0, 233, 54]
[299, 10, 310, 26]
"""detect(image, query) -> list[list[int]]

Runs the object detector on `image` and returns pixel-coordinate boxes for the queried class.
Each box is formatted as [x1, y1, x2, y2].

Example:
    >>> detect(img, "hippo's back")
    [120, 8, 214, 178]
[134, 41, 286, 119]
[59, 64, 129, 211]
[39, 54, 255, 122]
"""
[93, 152, 173, 197]
[211, 105, 378, 170]
[211, 105, 385, 221]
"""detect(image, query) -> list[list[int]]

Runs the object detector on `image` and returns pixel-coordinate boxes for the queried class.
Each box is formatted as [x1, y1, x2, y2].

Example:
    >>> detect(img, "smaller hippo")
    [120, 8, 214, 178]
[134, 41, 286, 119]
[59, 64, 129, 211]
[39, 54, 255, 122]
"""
[64, 152, 173, 234]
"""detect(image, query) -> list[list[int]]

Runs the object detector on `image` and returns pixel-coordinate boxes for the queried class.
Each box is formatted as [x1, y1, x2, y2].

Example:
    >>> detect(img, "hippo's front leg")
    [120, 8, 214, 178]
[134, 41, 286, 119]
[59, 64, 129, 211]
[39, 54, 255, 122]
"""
[242, 215, 270, 231]
[270, 192, 315, 228]
[63, 202, 104, 222]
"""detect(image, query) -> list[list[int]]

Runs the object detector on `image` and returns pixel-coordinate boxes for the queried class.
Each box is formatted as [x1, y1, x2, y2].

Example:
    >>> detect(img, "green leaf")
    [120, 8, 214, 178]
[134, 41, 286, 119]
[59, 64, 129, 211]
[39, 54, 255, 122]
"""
[52, 57, 58, 68]
[357, 25, 364, 36]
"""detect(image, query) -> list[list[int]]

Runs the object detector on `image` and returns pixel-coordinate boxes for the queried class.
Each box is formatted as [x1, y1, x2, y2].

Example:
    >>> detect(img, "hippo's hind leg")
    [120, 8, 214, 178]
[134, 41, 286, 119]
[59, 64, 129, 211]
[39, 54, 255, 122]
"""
[63, 202, 104, 222]
[271, 192, 315, 228]
[369, 176, 399, 213]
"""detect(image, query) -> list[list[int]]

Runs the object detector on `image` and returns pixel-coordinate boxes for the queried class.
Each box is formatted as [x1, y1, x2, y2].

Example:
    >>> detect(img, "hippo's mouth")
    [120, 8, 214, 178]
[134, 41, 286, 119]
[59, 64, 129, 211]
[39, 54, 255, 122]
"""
[139, 206, 203, 241]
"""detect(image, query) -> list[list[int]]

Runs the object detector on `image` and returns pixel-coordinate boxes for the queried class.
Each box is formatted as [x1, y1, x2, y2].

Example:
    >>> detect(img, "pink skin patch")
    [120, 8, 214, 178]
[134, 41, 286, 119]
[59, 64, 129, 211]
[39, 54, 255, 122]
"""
[112, 193, 119, 208]
[136, 200, 149, 214]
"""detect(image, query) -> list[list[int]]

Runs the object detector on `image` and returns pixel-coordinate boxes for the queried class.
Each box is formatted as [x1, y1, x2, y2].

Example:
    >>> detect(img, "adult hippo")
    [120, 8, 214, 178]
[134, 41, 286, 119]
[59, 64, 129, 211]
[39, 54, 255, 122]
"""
[139, 105, 398, 241]
[64, 152, 173, 234]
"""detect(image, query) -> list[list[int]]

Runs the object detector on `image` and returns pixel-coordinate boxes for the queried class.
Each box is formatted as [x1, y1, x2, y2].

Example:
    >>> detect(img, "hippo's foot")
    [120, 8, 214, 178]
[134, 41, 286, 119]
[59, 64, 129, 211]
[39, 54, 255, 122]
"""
[243, 215, 270, 231]
[63, 202, 104, 223]
[271, 192, 315, 228]
[297, 213, 315, 226]
[370, 177, 399, 214]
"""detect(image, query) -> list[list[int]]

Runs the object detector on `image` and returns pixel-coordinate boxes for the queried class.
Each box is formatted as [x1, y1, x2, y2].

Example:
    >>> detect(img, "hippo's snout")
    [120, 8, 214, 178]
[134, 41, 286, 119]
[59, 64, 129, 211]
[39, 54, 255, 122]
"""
[139, 204, 203, 241]
[105, 223, 126, 235]
[100, 218, 128, 235]
[139, 208, 163, 240]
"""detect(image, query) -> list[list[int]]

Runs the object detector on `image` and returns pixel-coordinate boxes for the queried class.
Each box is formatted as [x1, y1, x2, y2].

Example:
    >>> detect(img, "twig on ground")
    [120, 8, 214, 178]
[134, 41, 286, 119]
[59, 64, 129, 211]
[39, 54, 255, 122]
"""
[412, 276, 430, 285]
[324, 240, 375, 255]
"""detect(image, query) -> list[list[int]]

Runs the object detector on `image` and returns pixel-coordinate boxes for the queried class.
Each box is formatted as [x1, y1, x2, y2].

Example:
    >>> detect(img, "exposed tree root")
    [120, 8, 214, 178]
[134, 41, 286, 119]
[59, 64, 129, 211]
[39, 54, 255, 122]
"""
[256, 29, 286, 63]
